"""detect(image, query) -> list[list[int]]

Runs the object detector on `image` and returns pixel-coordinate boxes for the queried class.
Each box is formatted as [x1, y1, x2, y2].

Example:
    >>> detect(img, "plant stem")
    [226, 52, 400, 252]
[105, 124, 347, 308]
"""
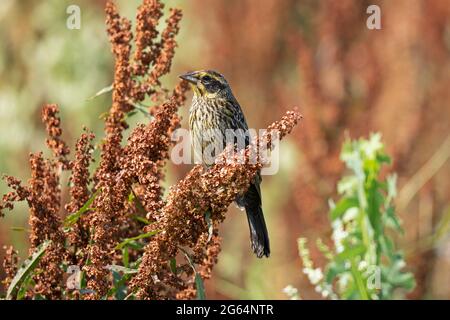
[351, 259, 369, 300]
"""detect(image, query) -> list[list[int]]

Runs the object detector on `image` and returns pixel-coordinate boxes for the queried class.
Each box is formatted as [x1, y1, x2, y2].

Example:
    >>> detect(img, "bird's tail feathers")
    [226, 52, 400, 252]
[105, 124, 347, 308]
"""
[246, 205, 270, 258]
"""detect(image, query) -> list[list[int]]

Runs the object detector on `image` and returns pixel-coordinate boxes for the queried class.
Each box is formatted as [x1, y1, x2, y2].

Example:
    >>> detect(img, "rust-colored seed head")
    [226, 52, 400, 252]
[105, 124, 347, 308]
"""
[65, 129, 95, 262]
[131, 110, 301, 299]
[83, 0, 186, 299]
[0, 0, 301, 300]
[14, 152, 65, 299]
[2, 246, 18, 289]
[41, 104, 70, 169]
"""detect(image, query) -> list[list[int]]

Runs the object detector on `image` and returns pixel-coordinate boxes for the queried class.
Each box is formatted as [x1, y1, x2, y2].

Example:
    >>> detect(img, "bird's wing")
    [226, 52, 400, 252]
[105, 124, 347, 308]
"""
[222, 99, 250, 150]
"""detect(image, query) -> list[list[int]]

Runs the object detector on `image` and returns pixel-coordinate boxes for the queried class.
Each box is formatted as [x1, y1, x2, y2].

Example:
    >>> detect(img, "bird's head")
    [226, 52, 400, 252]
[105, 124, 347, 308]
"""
[179, 70, 232, 99]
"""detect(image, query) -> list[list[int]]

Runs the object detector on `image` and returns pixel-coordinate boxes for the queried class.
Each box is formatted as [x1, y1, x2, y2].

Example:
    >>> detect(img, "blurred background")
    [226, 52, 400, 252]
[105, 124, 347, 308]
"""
[0, 0, 449, 299]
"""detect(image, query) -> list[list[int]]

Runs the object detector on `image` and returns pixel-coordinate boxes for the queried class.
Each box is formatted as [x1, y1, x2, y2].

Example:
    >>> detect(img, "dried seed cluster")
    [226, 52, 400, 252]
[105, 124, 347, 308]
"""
[0, 0, 301, 300]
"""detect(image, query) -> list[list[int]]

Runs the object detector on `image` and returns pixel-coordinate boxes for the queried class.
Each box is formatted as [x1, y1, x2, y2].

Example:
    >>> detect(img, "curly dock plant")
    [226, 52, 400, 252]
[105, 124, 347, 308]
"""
[0, 0, 301, 300]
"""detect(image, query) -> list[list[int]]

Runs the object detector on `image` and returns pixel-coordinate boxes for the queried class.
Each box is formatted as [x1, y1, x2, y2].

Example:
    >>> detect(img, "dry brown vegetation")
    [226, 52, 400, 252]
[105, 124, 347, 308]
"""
[0, 0, 301, 300]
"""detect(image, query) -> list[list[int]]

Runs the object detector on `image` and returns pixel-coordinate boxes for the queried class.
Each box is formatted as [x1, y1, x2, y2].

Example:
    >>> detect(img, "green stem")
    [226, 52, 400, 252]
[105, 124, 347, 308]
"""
[351, 259, 369, 300]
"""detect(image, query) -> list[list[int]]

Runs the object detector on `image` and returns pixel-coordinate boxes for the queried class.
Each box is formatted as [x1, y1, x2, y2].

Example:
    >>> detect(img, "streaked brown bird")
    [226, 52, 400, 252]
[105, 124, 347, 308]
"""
[180, 70, 270, 258]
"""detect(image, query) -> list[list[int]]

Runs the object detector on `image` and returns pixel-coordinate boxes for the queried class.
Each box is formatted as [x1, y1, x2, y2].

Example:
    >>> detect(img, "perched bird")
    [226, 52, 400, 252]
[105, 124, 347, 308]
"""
[179, 70, 270, 258]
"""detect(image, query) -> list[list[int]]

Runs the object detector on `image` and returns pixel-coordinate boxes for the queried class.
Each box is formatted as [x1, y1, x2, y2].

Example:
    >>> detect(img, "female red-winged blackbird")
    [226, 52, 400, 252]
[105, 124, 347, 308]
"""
[180, 70, 270, 258]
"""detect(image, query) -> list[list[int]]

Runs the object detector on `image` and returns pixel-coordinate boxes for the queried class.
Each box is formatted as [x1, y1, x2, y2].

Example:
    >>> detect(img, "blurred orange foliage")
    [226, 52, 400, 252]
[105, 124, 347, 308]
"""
[192, 0, 450, 299]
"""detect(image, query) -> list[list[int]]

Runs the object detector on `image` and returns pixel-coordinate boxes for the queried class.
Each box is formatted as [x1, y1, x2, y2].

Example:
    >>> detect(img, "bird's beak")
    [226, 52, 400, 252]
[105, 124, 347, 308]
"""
[179, 71, 198, 84]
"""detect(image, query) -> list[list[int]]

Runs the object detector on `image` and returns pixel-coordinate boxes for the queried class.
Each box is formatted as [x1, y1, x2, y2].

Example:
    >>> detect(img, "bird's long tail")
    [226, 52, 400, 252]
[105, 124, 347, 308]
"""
[244, 184, 270, 258]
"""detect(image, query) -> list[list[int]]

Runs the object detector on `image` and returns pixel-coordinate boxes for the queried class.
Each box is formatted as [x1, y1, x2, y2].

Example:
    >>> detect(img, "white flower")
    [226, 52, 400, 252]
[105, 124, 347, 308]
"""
[304, 267, 323, 285]
[363, 133, 383, 159]
[358, 260, 368, 271]
[282, 285, 299, 300]
[332, 219, 348, 253]
[282, 285, 298, 295]
[343, 207, 358, 222]
[338, 273, 351, 291]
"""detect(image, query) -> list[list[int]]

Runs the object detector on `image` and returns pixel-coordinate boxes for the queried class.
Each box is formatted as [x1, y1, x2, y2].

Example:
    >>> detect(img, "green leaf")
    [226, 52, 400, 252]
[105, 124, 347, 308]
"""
[366, 181, 383, 241]
[132, 215, 151, 225]
[350, 259, 369, 300]
[105, 265, 138, 274]
[384, 206, 403, 233]
[115, 230, 161, 250]
[335, 244, 366, 263]
[10, 227, 28, 232]
[6, 240, 51, 300]
[125, 110, 138, 120]
[330, 197, 359, 221]
[122, 247, 129, 268]
[341, 280, 358, 300]
[16, 283, 28, 300]
[98, 112, 109, 120]
[128, 101, 153, 119]
[121, 241, 145, 251]
[179, 247, 206, 300]
[376, 153, 391, 164]
[110, 271, 127, 300]
[382, 253, 416, 293]
[130, 257, 142, 269]
[87, 84, 113, 101]
[111, 271, 133, 300]
[195, 273, 206, 300]
[80, 270, 87, 289]
[128, 191, 135, 203]
[169, 258, 177, 275]
[325, 261, 346, 284]
[64, 188, 101, 227]
[392, 271, 416, 291]
[379, 234, 395, 258]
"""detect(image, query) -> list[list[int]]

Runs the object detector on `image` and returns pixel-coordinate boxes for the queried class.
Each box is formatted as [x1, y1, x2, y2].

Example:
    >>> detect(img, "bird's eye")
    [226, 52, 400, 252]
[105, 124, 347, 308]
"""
[202, 75, 212, 82]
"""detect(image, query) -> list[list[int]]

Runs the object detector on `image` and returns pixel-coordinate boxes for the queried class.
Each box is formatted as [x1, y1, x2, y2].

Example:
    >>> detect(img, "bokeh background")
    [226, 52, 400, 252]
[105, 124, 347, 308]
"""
[0, 0, 449, 299]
